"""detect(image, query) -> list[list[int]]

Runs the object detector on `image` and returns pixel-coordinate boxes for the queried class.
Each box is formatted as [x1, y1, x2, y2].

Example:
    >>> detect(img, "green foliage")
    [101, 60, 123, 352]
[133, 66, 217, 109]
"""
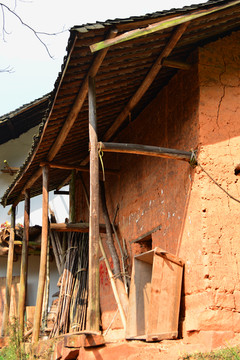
[0, 317, 29, 360]
[180, 345, 240, 360]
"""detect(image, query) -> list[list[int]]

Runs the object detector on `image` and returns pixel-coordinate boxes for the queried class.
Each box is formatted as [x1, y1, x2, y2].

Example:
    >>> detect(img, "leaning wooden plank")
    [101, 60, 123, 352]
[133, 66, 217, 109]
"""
[102, 23, 188, 141]
[32, 165, 49, 343]
[99, 142, 193, 162]
[1, 207, 16, 336]
[90, 0, 240, 52]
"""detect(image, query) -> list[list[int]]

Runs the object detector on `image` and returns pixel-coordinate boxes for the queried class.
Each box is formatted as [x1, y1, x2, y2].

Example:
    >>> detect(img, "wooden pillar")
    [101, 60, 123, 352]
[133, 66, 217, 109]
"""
[32, 165, 49, 343]
[18, 189, 30, 337]
[69, 169, 76, 223]
[1, 206, 16, 336]
[88, 76, 100, 331]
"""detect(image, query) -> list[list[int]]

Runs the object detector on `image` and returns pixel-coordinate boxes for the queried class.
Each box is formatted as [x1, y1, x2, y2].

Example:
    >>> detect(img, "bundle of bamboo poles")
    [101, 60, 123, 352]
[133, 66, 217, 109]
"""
[69, 233, 89, 332]
[50, 231, 89, 337]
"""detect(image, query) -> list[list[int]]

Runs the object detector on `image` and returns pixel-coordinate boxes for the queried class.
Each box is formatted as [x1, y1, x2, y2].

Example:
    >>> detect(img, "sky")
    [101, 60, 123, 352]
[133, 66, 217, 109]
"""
[0, 0, 208, 116]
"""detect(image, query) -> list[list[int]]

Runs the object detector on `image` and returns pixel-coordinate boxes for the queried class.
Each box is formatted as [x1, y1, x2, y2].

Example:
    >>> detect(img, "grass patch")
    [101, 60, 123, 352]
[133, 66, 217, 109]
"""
[180, 345, 240, 359]
[0, 318, 29, 360]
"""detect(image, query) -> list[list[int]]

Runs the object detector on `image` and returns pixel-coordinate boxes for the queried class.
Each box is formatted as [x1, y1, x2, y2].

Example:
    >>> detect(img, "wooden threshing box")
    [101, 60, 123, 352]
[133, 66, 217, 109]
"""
[126, 247, 183, 341]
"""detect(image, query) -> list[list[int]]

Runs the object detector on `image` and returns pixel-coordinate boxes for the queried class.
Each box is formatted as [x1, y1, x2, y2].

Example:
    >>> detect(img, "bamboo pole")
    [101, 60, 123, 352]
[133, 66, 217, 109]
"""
[90, 0, 240, 52]
[98, 142, 193, 162]
[88, 76, 100, 331]
[18, 189, 30, 337]
[32, 165, 49, 343]
[1, 206, 16, 336]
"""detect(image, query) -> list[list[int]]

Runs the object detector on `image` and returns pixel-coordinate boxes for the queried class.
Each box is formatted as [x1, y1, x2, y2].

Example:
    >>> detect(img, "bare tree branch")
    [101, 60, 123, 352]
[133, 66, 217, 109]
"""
[0, 2, 67, 58]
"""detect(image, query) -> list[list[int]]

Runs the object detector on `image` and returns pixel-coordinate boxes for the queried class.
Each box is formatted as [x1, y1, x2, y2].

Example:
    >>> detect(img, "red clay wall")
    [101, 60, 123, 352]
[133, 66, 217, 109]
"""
[179, 31, 240, 347]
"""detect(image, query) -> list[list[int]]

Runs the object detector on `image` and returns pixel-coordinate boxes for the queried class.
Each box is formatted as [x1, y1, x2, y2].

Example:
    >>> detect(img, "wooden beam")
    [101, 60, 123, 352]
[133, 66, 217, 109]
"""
[18, 189, 30, 337]
[162, 59, 191, 70]
[32, 165, 49, 343]
[12, 168, 42, 208]
[1, 207, 16, 336]
[90, 0, 240, 52]
[50, 222, 110, 233]
[88, 76, 100, 332]
[40, 161, 119, 175]
[46, 28, 118, 162]
[102, 23, 188, 142]
[98, 142, 193, 162]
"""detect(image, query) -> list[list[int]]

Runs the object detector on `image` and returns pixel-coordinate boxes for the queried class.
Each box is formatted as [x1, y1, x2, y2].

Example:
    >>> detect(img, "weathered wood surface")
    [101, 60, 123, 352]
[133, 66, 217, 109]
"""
[19, 189, 30, 336]
[126, 248, 183, 341]
[1, 207, 16, 336]
[88, 76, 100, 332]
[0, 276, 20, 333]
[99, 142, 192, 162]
[32, 166, 49, 343]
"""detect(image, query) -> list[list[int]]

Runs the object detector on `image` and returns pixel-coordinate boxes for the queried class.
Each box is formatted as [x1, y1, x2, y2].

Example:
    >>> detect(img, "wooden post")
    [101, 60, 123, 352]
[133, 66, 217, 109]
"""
[1, 207, 16, 336]
[32, 165, 49, 343]
[69, 169, 76, 223]
[18, 189, 30, 337]
[88, 76, 100, 331]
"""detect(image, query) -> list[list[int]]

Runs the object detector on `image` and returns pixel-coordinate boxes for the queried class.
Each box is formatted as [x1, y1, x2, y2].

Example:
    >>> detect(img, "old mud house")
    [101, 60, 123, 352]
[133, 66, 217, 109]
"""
[1, 0, 240, 358]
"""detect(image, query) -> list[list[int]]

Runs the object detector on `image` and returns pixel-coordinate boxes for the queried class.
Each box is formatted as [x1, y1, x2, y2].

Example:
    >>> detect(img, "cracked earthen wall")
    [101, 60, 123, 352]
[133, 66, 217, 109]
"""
[179, 31, 240, 348]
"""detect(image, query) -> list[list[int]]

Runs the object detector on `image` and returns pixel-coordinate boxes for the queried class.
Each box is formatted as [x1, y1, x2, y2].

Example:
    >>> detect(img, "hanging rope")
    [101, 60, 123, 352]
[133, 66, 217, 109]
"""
[98, 143, 105, 181]
[190, 150, 240, 204]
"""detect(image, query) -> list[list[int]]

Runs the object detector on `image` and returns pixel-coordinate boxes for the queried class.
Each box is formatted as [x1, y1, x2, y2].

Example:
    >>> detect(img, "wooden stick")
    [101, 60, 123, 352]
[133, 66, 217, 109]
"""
[47, 28, 118, 162]
[88, 76, 100, 332]
[50, 222, 110, 233]
[101, 24, 188, 142]
[32, 165, 49, 343]
[18, 189, 30, 337]
[99, 142, 192, 162]
[100, 182, 129, 318]
[1, 207, 15, 336]
[162, 59, 191, 70]
[90, 0, 240, 52]
[40, 161, 119, 175]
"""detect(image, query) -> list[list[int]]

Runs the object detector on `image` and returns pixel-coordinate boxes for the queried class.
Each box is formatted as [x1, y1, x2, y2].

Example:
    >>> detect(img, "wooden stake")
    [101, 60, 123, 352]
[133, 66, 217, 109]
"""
[32, 165, 49, 343]
[18, 189, 30, 337]
[88, 76, 100, 331]
[1, 207, 15, 336]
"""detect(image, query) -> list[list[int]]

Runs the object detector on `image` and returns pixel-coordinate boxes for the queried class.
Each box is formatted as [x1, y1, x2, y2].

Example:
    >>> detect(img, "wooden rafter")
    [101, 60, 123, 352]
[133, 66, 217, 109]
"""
[102, 23, 188, 142]
[8, 29, 118, 209]
[47, 28, 118, 162]
[80, 23, 188, 167]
